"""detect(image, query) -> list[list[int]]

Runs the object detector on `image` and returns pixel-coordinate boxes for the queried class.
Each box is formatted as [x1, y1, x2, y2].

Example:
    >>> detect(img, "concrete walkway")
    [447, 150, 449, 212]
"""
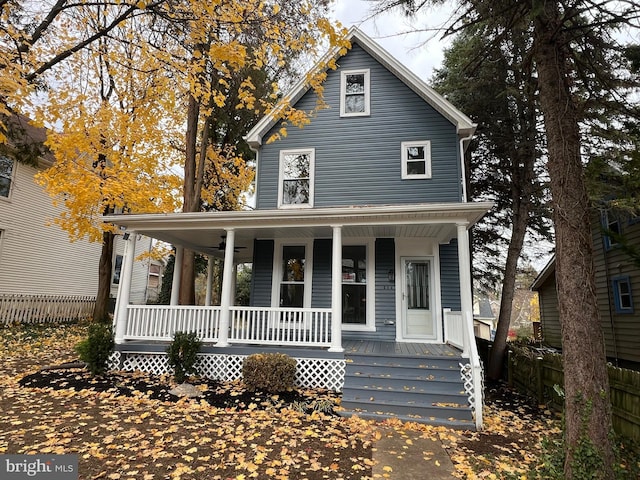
[372, 427, 456, 479]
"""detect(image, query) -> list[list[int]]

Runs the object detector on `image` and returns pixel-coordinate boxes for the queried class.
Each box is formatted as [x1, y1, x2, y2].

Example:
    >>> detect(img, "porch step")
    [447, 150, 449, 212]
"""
[340, 351, 475, 429]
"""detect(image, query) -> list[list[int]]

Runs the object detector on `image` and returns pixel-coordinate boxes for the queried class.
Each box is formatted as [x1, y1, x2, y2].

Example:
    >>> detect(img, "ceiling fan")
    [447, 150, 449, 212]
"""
[217, 235, 247, 253]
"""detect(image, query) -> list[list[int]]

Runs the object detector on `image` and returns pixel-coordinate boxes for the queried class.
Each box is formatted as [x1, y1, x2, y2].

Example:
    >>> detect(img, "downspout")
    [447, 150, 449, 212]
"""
[458, 128, 475, 203]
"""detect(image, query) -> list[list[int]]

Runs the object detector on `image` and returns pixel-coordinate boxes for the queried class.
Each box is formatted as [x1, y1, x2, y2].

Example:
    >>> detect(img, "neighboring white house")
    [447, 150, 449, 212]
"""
[0, 115, 160, 322]
[111, 234, 164, 305]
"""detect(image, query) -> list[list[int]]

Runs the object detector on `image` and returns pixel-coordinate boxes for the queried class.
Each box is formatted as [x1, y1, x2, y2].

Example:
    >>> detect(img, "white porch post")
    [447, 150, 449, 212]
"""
[205, 255, 214, 306]
[456, 222, 473, 357]
[216, 229, 235, 347]
[114, 231, 137, 343]
[170, 246, 183, 305]
[329, 225, 344, 352]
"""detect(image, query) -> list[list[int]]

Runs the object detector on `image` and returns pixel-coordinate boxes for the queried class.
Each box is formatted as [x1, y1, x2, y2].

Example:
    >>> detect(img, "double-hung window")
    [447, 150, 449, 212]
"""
[602, 210, 621, 250]
[279, 149, 314, 208]
[612, 276, 633, 314]
[340, 69, 370, 117]
[0, 155, 15, 198]
[401, 141, 432, 179]
[112, 255, 123, 285]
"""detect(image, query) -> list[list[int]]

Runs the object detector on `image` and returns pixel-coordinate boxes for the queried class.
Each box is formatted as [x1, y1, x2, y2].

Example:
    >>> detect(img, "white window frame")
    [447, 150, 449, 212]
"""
[401, 141, 432, 179]
[0, 155, 16, 200]
[342, 238, 376, 332]
[340, 69, 370, 117]
[271, 239, 314, 310]
[277, 148, 315, 209]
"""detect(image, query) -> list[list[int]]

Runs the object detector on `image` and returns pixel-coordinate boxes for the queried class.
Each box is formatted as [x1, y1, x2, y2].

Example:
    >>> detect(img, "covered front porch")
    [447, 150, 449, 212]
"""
[105, 203, 490, 429]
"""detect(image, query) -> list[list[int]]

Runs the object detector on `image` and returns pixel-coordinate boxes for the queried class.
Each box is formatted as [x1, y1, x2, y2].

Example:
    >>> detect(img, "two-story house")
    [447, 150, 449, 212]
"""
[532, 209, 640, 370]
[0, 114, 164, 322]
[106, 28, 491, 429]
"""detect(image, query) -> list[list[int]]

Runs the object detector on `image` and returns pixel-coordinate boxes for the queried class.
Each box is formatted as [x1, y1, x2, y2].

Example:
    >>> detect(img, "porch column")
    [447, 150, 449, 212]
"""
[205, 255, 214, 306]
[216, 228, 235, 347]
[114, 231, 137, 343]
[170, 246, 183, 305]
[456, 222, 473, 357]
[329, 225, 344, 352]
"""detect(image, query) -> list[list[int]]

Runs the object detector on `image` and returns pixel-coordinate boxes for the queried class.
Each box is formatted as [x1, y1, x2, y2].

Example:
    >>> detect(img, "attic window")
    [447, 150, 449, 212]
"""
[340, 69, 370, 117]
[0, 155, 15, 198]
[401, 141, 432, 179]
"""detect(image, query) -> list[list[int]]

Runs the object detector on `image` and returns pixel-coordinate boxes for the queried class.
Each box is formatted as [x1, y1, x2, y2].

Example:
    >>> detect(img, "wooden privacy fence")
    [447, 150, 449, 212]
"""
[0, 294, 96, 323]
[508, 346, 640, 442]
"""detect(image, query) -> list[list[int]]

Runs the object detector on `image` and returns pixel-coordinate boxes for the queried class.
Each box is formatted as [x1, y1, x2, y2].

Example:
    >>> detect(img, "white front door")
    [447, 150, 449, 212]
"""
[401, 258, 436, 340]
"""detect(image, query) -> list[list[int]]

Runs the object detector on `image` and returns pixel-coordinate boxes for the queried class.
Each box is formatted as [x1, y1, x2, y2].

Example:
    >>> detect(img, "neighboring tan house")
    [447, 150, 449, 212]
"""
[0, 115, 161, 322]
[105, 28, 491, 429]
[532, 209, 640, 369]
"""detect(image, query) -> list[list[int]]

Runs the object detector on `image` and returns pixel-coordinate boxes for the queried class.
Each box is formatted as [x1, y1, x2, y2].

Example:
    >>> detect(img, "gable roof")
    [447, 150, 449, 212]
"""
[245, 27, 476, 149]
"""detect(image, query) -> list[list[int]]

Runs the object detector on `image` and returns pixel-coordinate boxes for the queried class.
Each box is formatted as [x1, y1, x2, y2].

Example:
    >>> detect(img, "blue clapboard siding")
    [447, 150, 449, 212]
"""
[250, 239, 274, 307]
[373, 238, 396, 340]
[439, 240, 461, 311]
[312, 239, 332, 308]
[256, 42, 462, 210]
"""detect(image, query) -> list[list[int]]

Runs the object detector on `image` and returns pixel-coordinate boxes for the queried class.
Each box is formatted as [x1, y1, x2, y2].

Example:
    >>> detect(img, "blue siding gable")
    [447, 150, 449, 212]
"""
[256, 42, 463, 210]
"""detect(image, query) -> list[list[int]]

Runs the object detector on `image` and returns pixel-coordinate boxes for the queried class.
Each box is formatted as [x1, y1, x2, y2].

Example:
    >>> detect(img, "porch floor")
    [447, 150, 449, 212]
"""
[343, 340, 462, 358]
[115, 339, 463, 359]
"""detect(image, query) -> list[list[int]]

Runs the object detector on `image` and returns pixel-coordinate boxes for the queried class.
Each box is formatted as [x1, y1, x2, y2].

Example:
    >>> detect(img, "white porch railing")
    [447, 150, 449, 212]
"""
[124, 305, 221, 341]
[123, 304, 332, 347]
[443, 308, 464, 349]
[444, 308, 483, 430]
[230, 306, 332, 346]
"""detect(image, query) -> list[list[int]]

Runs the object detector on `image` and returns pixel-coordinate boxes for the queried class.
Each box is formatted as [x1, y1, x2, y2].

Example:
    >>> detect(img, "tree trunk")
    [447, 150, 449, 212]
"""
[178, 93, 200, 305]
[487, 197, 529, 379]
[93, 230, 115, 323]
[534, 3, 614, 477]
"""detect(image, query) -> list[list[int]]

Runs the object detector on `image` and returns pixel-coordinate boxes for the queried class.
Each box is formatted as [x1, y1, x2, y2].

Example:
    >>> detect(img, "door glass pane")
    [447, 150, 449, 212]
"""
[282, 246, 305, 281]
[406, 261, 429, 310]
[342, 245, 366, 324]
[280, 284, 304, 308]
[280, 245, 305, 308]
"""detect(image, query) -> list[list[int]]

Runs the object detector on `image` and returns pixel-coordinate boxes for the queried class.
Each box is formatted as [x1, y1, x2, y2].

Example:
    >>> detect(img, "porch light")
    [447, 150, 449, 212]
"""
[387, 269, 394, 282]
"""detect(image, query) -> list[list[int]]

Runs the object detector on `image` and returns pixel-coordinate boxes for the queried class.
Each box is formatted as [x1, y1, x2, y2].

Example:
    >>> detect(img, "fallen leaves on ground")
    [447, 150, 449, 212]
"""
[2, 322, 638, 480]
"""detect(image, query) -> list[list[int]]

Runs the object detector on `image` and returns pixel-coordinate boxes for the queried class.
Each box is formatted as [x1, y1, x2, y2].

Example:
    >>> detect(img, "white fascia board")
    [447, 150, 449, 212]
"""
[244, 27, 476, 148]
[104, 202, 493, 232]
[349, 29, 476, 137]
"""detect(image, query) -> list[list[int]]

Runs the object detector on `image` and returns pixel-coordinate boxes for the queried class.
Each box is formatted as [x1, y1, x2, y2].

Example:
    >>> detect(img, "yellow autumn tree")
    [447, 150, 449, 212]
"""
[146, 0, 349, 303]
[4, 0, 348, 313]
[35, 12, 182, 322]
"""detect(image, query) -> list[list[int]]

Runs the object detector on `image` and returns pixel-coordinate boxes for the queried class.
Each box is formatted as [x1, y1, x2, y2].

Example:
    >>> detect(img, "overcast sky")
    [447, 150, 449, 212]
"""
[331, 0, 455, 81]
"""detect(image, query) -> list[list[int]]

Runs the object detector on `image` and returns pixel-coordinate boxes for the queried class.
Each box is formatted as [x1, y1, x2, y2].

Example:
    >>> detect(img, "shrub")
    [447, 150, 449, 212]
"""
[242, 353, 297, 392]
[166, 331, 202, 383]
[75, 323, 114, 375]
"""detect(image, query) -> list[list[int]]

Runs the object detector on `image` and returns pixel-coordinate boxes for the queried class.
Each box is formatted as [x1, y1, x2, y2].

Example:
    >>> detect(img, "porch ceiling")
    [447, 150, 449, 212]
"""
[104, 202, 492, 263]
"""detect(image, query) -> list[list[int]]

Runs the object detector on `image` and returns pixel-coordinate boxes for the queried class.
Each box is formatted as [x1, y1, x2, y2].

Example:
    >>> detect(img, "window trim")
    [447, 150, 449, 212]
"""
[0, 155, 16, 200]
[342, 238, 376, 332]
[602, 210, 621, 250]
[612, 275, 634, 314]
[401, 140, 432, 180]
[340, 69, 370, 117]
[277, 148, 315, 209]
[271, 239, 314, 309]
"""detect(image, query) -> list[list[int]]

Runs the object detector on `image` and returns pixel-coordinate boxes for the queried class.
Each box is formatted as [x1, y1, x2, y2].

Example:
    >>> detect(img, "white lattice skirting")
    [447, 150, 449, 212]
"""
[109, 352, 346, 392]
[460, 362, 485, 413]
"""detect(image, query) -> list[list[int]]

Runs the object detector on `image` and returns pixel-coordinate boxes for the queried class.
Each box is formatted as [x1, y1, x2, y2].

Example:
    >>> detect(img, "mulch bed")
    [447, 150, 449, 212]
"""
[18, 368, 339, 414]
